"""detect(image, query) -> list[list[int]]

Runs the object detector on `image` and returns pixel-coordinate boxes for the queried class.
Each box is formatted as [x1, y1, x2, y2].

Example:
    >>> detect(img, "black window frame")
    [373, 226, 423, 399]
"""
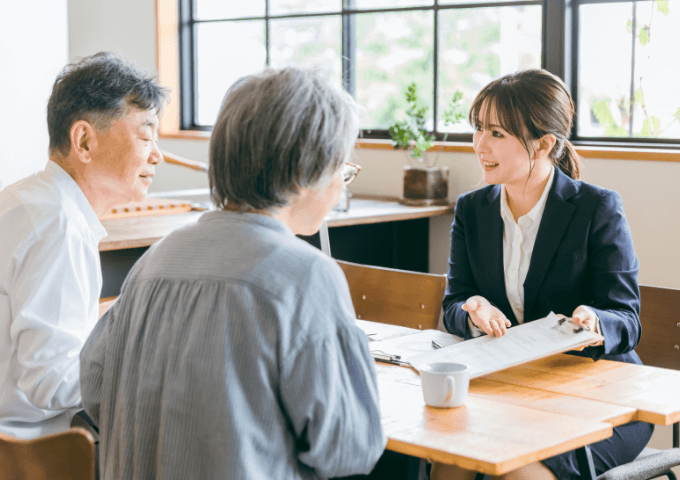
[179, 0, 680, 148]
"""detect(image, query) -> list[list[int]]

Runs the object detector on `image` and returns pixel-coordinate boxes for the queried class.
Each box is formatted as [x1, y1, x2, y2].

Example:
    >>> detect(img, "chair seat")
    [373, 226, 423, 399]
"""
[598, 448, 680, 480]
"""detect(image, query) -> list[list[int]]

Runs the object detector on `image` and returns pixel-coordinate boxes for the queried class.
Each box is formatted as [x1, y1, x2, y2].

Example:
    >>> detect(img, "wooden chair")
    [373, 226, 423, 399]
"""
[0, 428, 95, 480]
[597, 285, 680, 480]
[336, 260, 447, 331]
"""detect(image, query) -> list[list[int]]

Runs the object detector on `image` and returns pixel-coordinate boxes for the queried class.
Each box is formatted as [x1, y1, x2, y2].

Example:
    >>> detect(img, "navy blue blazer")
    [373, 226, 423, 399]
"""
[443, 167, 642, 364]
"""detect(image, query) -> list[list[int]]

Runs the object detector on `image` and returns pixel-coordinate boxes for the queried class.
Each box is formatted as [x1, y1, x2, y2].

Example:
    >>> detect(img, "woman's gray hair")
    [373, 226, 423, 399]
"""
[209, 67, 360, 211]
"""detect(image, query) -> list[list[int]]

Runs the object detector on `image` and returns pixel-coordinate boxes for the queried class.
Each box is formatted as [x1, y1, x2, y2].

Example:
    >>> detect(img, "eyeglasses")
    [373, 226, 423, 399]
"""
[341, 162, 362, 185]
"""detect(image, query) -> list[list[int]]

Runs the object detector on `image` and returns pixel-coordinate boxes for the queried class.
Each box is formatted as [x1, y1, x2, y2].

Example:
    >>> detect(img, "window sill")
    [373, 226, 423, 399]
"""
[160, 130, 211, 140]
[159, 132, 680, 162]
[355, 139, 680, 162]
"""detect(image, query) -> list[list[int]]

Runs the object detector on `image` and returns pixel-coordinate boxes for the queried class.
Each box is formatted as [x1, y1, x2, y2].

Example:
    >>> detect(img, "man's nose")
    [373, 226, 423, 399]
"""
[150, 141, 163, 164]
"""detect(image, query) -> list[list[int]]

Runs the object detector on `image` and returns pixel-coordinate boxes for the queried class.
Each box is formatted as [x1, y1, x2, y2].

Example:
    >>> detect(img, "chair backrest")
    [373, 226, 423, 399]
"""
[336, 260, 447, 330]
[0, 428, 95, 480]
[636, 285, 680, 371]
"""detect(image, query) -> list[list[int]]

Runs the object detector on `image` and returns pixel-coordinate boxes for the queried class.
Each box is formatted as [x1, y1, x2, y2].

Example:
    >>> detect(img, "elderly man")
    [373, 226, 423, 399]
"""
[0, 52, 167, 439]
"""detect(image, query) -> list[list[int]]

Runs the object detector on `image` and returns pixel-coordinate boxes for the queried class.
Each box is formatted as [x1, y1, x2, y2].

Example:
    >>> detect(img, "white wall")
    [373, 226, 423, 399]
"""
[0, 1, 68, 189]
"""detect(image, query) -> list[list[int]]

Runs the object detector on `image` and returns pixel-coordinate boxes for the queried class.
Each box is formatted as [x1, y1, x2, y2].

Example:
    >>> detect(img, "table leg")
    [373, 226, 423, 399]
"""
[575, 445, 597, 480]
[405, 456, 427, 480]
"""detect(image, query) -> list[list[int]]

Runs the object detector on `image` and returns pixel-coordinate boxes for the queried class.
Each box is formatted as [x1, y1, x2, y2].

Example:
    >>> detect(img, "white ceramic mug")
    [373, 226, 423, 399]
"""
[419, 362, 470, 408]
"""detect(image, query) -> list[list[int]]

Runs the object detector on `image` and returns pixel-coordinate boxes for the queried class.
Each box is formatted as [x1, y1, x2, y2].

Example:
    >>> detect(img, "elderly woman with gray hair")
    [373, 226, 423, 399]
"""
[79, 68, 386, 480]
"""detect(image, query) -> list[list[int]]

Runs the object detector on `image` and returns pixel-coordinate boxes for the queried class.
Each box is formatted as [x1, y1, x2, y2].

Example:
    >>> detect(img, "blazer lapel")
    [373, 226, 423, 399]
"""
[478, 187, 517, 324]
[523, 169, 578, 319]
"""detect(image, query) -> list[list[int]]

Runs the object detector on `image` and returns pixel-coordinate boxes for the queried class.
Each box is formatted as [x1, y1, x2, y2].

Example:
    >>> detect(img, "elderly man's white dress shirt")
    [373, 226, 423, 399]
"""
[0, 160, 107, 439]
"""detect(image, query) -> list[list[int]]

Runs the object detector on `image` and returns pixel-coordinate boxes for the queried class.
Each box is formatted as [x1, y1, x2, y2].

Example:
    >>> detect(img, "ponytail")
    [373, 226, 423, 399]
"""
[554, 140, 581, 180]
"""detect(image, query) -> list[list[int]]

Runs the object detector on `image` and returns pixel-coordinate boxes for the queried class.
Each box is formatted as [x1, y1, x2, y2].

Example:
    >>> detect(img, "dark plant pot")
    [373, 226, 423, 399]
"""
[401, 166, 450, 206]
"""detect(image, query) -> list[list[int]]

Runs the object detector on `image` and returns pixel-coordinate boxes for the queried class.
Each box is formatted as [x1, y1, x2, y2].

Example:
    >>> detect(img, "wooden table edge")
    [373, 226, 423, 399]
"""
[634, 410, 680, 426]
[100, 236, 165, 252]
[386, 423, 613, 476]
[483, 354, 680, 427]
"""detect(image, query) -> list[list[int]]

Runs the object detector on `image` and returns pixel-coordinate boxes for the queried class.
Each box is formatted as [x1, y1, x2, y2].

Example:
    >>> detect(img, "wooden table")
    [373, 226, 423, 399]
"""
[98, 197, 456, 297]
[99, 196, 454, 251]
[375, 354, 680, 478]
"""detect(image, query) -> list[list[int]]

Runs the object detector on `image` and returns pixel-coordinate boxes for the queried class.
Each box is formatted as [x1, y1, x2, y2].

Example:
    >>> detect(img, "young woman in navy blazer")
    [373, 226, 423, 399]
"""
[431, 70, 653, 480]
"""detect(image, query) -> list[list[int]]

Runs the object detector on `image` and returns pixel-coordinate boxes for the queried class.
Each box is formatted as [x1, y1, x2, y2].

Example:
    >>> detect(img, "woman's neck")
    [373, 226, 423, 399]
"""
[504, 161, 553, 222]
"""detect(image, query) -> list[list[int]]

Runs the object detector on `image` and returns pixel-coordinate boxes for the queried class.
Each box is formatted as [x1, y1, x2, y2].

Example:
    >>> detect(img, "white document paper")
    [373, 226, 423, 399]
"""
[354, 319, 418, 342]
[369, 329, 464, 362]
[408, 312, 604, 377]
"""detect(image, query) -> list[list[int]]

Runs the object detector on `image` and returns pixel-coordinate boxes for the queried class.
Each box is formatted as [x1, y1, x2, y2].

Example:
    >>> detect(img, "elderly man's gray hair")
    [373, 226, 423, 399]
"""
[209, 67, 360, 212]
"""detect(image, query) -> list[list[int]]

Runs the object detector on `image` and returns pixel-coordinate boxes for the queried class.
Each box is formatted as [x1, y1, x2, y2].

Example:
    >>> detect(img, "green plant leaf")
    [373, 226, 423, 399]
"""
[593, 101, 614, 126]
[674, 107, 680, 122]
[406, 82, 417, 104]
[657, 0, 670, 15]
[442, 90, 466, 127]
[634, 89, 643, 106]
[651, 116, 661, 133]
[641, 118, 653, 136]
[638, 26, 650, 46]
[389, 82, 436, 160]
[627, 19, 633, 34]
[389, 120, 414, 149]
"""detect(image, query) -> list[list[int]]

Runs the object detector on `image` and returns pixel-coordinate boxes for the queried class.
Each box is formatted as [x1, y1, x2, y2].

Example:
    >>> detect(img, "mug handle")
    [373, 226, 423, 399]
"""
[444, 376, 455, 404]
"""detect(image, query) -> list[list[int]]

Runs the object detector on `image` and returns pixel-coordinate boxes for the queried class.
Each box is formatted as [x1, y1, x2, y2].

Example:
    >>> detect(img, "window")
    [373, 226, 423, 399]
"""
[177, 0, 680, 146]
[575, 0, 680, 145]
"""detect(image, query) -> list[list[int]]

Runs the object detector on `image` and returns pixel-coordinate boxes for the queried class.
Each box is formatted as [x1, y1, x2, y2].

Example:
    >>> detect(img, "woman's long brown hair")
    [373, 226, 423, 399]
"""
[469, 69, 581, 179]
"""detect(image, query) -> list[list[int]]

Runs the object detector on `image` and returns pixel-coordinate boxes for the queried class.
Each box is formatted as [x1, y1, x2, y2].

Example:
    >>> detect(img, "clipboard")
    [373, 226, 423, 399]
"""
[406, 312, 604, 377]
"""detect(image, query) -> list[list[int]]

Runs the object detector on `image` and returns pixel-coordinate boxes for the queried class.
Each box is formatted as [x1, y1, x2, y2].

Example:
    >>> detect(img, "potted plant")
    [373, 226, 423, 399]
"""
[389, 83, 465, 206]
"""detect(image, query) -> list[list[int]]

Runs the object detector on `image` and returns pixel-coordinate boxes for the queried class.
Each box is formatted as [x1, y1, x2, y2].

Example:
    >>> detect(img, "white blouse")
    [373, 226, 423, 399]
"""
[500, 166, 555, 324]
[0, 161, 107, 439]
[468, 167, 555, 336]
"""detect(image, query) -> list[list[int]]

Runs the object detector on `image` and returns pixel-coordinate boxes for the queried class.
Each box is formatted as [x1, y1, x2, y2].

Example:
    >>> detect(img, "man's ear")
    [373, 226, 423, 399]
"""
[70, 120, 97, 164]
[533, 133, 557, 161]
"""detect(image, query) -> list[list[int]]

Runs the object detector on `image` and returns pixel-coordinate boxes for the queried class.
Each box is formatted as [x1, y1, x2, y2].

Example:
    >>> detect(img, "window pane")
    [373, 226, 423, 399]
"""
[194, 0, 265, 20]
[195, 21, 266, 126]
[356, 10, 434, 129]
[354, 0, 433, 9]
[270, 16, 342, 83]
[578, 1, 680, 140]
[270, 0, 340, 15]
[438, 5, 542, 133]
[439, 0, 536, 5]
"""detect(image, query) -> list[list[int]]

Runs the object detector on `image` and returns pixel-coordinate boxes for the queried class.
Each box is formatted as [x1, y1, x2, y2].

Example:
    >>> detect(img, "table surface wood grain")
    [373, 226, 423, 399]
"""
[98, 196, 455, 252]
[375, 349, 680, 474]
[379, 375, 613, 475]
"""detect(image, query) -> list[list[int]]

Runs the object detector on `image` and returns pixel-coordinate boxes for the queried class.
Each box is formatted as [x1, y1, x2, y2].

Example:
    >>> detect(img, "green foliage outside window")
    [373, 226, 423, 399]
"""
[592, 0, 680, 139]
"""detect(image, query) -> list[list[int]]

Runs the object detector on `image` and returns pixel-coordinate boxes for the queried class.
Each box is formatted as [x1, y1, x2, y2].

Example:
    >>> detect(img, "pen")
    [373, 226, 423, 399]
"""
[374, 356, 410, 366]
[557, 317, 590, 332]
[431, 340, 444, 349]
[372, 351, 410, 366]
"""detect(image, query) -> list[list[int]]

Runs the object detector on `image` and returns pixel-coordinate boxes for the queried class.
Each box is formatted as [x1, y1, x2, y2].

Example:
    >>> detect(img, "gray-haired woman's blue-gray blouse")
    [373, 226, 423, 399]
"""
[80, 210, 386, 480]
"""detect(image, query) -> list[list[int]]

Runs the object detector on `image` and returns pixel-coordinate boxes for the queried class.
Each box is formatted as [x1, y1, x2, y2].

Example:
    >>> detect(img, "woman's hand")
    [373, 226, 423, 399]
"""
[463, 296, 511, 337]
[559, 306, 604, 350]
